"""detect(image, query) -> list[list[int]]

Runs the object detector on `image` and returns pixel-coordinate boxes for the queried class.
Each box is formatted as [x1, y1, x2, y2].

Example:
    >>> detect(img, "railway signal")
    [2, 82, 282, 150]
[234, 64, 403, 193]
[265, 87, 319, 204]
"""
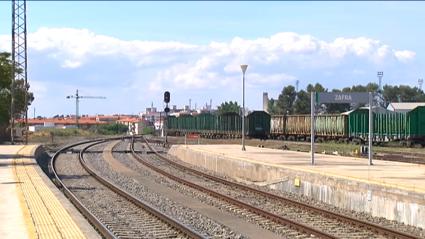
[66, 89, 106, 128]
[163, 91, 171, 144]
[164, 91, 170, 103]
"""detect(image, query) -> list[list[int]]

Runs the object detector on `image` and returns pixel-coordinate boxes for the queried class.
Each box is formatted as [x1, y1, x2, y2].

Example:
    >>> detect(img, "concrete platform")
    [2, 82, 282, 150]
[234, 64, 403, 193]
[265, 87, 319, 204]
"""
[169, 144, 425, 229]
[0, 145, 99, 239]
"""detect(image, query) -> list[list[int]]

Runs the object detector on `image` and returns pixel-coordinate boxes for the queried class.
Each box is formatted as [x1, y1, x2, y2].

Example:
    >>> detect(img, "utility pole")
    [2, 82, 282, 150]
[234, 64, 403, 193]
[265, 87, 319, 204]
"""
[11, 0, 28, 144]
[66, 89, 106, 128]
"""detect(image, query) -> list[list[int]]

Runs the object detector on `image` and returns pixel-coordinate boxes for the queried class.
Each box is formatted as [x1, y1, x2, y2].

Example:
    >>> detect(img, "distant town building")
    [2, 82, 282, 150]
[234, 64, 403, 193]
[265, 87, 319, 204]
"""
[117, 117, 147, 135]
[387, 102, 425, 113]
[23, 117, 108, 131]
[141, 103, 216, 130]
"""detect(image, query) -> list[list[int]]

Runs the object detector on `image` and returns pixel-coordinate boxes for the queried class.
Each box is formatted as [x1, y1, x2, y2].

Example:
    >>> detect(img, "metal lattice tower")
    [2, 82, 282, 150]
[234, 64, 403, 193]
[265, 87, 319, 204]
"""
[11, 0, 28, 144]
[418, 78, 423, 91]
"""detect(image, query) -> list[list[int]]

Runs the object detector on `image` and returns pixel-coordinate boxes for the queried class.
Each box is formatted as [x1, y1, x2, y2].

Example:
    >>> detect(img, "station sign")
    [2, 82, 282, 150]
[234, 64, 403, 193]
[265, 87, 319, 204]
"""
[316, 92, 370, 104]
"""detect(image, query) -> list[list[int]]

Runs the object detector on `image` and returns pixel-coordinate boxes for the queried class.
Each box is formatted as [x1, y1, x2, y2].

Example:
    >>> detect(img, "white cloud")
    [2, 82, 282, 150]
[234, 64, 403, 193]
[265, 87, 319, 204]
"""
[248, 73, 296, 85]
[394, 50, 416, 62]
[0, 27, 418, 114]
[29, 27, 200, 68]
[14, 27, 413, 68]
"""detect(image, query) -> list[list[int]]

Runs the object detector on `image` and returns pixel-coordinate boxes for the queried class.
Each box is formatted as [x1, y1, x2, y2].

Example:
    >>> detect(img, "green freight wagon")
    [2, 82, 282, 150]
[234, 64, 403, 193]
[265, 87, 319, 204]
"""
[175, 114, 196, 133]
[246, 111, 270, 139]
[167, 115, 178, 135]
[217, 112, 241, 138]
[196, 113, 217, 136]
[315, 114, 348, 138]
[347, 108, 408, 142]
[407, 106, 425, 142]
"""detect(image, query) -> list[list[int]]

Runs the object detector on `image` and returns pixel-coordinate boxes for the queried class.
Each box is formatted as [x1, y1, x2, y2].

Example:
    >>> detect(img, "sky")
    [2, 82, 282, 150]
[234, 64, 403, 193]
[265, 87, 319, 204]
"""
[1, 1, 424, 117]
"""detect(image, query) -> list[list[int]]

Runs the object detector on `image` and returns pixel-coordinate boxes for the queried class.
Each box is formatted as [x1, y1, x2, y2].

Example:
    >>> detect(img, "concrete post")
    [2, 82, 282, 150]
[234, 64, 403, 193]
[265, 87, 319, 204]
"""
[369, 92, 373, 165]
[311, 92, 315, 165]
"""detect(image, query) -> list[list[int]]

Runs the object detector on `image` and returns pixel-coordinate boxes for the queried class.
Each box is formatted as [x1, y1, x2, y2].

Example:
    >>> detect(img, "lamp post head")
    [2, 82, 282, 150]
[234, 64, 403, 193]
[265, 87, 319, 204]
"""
[240, 64, 248, 74]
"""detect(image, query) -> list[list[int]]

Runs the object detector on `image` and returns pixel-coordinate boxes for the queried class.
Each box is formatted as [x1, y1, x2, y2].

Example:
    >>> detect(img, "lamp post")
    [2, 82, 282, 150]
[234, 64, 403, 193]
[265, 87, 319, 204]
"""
[240, 64, 248, 151]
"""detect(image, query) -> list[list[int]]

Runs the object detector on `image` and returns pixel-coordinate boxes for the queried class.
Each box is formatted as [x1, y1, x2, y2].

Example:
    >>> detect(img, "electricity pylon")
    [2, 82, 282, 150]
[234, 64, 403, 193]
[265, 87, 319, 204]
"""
[66, 89, 106, 128]
[11, 0, 28, 144]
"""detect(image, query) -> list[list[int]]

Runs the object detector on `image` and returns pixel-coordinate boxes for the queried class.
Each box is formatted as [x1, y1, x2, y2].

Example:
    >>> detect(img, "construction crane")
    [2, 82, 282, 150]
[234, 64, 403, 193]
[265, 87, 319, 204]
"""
[66, 89, 106, 128]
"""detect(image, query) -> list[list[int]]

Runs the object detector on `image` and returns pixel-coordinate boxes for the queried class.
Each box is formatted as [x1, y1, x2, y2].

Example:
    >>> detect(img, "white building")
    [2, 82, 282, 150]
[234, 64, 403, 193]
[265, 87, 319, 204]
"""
[387, 102, 425, 113]
[117, 118, 146, 135]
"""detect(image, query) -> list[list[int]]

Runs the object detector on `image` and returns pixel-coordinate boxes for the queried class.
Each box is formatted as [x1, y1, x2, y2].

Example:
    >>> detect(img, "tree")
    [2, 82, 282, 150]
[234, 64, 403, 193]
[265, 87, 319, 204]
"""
[293, 90, 310, 114]
[267, 98, 279, 115]
[269, 82, 425, 116]
[0, 52, 34, 127]
[217, 101, 240, 115]
[276, 85, 296, 114]
[306, 83, 326, 93]
[383, 84, 425, 104]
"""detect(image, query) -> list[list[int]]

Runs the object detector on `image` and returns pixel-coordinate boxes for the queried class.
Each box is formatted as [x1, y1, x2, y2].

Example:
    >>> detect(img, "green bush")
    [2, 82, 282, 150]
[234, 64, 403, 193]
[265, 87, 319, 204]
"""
[142, 126, 154, 135]
[97, 123, 128, 135]
[32, 128, 92, 137]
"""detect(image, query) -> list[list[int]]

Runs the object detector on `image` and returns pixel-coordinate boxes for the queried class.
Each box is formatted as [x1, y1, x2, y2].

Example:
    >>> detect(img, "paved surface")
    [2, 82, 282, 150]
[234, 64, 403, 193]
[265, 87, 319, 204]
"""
[0, 145, 88, 239]
[0, 145, 30, 239]
[185, 144, 425, 193]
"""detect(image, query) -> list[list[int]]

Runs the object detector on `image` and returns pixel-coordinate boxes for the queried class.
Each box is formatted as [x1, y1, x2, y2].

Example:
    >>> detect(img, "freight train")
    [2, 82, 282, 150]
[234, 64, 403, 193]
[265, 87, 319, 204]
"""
[167, 106, 425, 145]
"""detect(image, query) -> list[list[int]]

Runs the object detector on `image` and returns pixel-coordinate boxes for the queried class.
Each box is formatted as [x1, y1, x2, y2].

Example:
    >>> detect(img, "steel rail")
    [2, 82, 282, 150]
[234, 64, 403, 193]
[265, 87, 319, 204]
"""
[79, 139, 205, 239]
[51, 136, 204, 239]
[51, 138, 117, 239]
[142, 137, 420, 239]
[131, 138, 336, 239]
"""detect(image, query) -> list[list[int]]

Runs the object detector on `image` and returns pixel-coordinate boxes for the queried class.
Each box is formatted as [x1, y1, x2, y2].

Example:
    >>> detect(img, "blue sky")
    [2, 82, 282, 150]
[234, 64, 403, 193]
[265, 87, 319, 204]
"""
[1, 1, 424, 116]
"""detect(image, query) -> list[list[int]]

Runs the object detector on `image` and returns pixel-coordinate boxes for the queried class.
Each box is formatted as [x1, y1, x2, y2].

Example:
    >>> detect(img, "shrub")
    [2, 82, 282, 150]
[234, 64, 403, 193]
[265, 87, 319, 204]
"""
[97, 123, 128, 135]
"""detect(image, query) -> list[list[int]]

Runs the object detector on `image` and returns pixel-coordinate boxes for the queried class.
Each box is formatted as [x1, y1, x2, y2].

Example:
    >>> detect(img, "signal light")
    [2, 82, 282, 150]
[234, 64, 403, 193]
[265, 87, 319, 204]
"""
[164, 91, 170, 103]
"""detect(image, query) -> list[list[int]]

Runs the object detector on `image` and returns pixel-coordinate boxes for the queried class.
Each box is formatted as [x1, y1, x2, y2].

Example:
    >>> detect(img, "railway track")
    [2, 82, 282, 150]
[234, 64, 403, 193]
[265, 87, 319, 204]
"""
[51, 137, 203, 239]
[133, 136, 420, 239]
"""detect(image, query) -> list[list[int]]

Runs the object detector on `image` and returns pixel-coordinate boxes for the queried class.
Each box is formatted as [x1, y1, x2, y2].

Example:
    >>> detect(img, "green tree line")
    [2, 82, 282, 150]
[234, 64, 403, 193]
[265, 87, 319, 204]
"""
[268, 83, 425, 115]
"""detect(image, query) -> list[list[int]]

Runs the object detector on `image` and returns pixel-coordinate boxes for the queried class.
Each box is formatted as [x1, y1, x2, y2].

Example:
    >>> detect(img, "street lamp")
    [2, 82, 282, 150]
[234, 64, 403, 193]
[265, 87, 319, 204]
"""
[240, 64, 248, 151]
